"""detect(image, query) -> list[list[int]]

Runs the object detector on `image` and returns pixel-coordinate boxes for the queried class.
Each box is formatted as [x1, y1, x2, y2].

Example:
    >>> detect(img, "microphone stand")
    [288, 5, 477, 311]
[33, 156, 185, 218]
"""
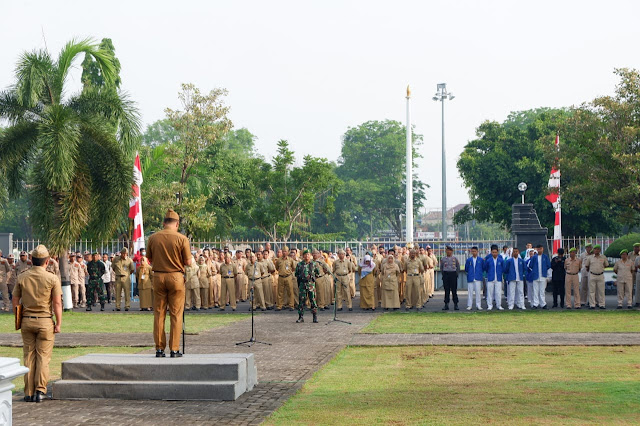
[182, 308, 185, 354]
[326, 270, 351, 325]
[236, 286, 271, 347]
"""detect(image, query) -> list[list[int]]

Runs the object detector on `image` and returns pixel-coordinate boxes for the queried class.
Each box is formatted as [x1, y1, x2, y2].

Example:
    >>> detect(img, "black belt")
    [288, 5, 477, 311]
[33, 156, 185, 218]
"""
[249, 277, 261, 281]
[407, 274, 420, 277]
[567, 272, 578, 275]
[590, 272, 604, 276]
[24, 316, 52, 319]
[336, 273, 348, 276]
[317, 274, 325, 278]
[261, 276, 269, 279]
[280, 274, 291, 278]
[222, 276, 235, 279]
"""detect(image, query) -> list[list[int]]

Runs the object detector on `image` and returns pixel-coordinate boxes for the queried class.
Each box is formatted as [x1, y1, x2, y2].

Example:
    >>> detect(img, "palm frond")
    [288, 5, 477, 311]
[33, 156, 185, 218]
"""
[0, 90, 43, 123]
[37, 104, 81, 191]
[14, 49, 55, 106]
[0, 121, 39, 196]
[55, 38, 116, 95]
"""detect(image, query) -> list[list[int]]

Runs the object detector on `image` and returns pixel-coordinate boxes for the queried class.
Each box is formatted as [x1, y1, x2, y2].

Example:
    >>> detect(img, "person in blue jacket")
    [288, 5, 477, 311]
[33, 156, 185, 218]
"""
[465, 246, 484, 310]
[484, 245, 504, 310]
[526, 244, 551, 309]
[503, 247, 526, 309]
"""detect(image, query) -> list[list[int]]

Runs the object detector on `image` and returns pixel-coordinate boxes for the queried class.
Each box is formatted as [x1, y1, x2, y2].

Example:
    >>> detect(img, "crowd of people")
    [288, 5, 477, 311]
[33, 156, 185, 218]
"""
[2, 241, 639, 316]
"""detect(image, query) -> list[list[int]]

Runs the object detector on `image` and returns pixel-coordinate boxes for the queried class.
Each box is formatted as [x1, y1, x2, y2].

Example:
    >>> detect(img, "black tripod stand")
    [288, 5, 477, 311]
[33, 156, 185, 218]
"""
[182, 309, 186, 354]
[236, 286, 271, 347]
[326, 271, 351, 325]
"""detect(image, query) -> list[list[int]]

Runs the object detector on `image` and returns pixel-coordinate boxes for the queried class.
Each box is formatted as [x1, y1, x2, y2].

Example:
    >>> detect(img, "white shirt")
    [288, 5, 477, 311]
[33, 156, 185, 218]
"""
[537, 254, 543, 280]
[101, 260, 111, 282]
[514, 257, 520, 282]
[492, 257, 498, 282]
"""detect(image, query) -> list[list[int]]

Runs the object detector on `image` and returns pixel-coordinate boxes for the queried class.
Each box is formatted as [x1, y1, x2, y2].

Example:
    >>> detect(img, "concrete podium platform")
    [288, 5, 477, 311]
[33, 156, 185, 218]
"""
[53, 353, 257, 401]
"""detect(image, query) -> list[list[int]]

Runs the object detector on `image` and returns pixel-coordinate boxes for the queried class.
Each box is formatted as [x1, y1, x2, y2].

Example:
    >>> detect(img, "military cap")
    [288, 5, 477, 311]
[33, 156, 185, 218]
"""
[32, 245, 50, 259]
[569, 248, 577, 253]
[121, 247, 129, 254]
[83, 250, 90, 255]
[302, 249, 310, 255]
[620, 249, 628, 255]
[164, 209, 180, 221]
[593, 244, 601, 249]
[92, 251, 99, 255]
[8, 254, 14, 259]
[19, 251, 27, 256]
[282, 246, 290, 251]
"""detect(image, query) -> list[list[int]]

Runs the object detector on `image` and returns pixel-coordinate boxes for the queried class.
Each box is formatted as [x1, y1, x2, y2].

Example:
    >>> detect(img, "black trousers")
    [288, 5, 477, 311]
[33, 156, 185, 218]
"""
[552, 279, 565, 306]
[443, 271, 458, 304]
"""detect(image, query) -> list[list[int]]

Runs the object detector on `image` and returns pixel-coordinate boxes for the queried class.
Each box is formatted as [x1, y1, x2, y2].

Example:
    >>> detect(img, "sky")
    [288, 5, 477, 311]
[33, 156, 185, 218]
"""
[2, 0, 639, 211]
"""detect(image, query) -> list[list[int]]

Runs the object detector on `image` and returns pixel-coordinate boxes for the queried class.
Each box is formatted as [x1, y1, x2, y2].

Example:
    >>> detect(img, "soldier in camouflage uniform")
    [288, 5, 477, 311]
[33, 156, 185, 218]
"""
[294, 249, 320, 323]
[86, 252, 106, 311]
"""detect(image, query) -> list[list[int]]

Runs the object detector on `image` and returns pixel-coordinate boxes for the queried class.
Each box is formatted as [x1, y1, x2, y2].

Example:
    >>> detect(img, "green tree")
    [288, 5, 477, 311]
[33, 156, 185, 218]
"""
[81, 38, 121, 91]
[332, 120, 426, 239]
[247, 140, 340, 241]
[221, 127, 256, 158]
[457, 108, 617, 236]
[141, 119, 179, 147]
[0, 38, 140, 258]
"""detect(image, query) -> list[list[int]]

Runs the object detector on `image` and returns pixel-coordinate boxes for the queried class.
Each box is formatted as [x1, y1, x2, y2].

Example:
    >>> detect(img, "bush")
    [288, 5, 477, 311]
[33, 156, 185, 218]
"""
[604, 233, 640, 258]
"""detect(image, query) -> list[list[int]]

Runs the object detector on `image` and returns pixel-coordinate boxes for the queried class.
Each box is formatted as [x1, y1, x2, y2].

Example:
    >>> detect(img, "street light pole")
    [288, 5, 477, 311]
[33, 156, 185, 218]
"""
[433, 83, 454, 241]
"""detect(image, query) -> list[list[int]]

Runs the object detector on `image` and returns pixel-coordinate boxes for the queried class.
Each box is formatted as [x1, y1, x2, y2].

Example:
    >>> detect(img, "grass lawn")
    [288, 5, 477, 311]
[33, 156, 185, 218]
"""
[0, 346, 149, 394]
[362, 310, 640, 334]
[0, 312, 249, 334]
[266, 346, 640, 425]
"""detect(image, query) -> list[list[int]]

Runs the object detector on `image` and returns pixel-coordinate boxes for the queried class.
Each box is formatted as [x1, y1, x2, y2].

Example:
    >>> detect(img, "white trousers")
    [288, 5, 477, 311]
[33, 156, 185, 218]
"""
[526, 280, 533, 304]
[467, 280, 482, 309]
[533, 278, 547, 307]
[508, 280, 525, 309]
[487, 280, 502, 309]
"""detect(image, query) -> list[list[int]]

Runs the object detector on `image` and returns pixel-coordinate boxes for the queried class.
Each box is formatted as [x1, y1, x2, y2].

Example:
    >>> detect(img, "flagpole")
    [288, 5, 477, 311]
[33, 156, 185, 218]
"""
[405, 85, 413, 244]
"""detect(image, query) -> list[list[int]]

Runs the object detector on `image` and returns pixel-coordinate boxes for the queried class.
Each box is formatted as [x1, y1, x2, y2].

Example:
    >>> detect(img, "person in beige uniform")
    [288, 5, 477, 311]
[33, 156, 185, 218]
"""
[579, 243, 593, 307]
[258, 251, 276, 309]
[345, 247, 357, 299]
[0, 253, 11, 311]
[583, 244, 609, 309]
[614, 249, 635, 309]
[564, 248, 582, 309]
[69, 254, 85, 308]
[333, 249, 354, 311]
[112, 247, 135, 311]
[275, 247, 296, 311]
[632, 243, 640, 308]
[405, 249, 425, 310]
[16, 251, 32, 277]
[184, 255, 201, 310]
[312, 250, 331, 310]
[147, 209, 191, 358]
[219, 253, 237, 311]
[234, 251, 247, 303]
[426, 246, 437, 299]
[136, 256, 153, 311]
[12, 245, 62, 403]
[196, 255, 210, 310]
[265, 242, 276, 260]
[245, 252, 267, 311]
[381, 254, 401, 310]
[45, 256, 60, 280]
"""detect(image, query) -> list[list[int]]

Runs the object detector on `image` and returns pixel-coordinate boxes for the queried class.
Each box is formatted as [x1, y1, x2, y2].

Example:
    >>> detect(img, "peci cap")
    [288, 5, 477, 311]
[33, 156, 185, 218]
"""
[165, 209, 180, 221]
[569, 248, 577, 253]
[32, 245, 50, 259]
[585, 243, 593, 248]
[634, 243, 640, 247]
[121, 247, 129, 254]
[593, 244, 601, 250]
[620, 249, 629, 255]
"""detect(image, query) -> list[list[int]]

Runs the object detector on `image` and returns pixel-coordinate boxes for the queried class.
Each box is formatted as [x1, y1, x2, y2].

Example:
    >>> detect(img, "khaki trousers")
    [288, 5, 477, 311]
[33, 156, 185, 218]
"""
[427, 270, 435, 296]
[214, 276, 221, 305]
[262, 276, 274, 307]
[220, 277, 236, 309]
[580, 272, 590, 305]
[185, 287, 201, 309]
[277, 275, 294, 309]
[336, 275, 351, 309]
[250, 279, 265, 309]
[153, 272, 185, 352]
[208, 278, 215, 307]
[349, 272, 356, 298]
[115, 275, 130, 309]
[21, 317, 55, 395]
[564, 274, 581, 308]
[200, 287, 209, 309]
[316, 275, 327, 308]
[588, 273, 606, 307]
[235, 274, 247, 302]
[405, 275, 421, 308]
[617, 279, 633, 307]
[635, 272, 640, 305]
[0, 282, 9, 310]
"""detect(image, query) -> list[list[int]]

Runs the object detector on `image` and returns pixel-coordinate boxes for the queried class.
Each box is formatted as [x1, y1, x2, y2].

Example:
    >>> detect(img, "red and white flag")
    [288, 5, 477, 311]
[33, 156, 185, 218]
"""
[545, 134, 561, 254]
[128, 152, 145, 254]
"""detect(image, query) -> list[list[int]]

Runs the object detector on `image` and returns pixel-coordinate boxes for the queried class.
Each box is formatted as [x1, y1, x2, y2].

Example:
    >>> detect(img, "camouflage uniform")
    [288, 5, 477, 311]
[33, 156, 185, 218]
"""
[295, 260, 320, 317]
[86, 260, 106, 307]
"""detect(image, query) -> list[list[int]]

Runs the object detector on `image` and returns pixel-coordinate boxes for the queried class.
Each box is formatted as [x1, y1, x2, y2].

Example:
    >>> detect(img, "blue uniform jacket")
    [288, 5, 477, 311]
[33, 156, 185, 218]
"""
[483, 255, 504, 282]
[465, 256, 484, 282]
[526, 253, 551, 282]
[503, 257, 525, 282]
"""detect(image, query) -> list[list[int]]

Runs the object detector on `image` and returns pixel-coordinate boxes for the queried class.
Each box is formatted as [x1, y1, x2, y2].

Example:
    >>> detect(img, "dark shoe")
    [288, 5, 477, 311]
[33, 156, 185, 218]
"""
[628, 306, 633, 309]
[156, 350, 166, 358]
[86, 307, 92, 311]
[348, 308, 353, 311]
[125, 308, 129, 311]
[24, 395, 32, 402]
[600, 306, 606, 310]
[442, 304, 449, 311]
[140, 309, 145, 311]
[232, 308, 236, 311]
[219, 308, 225, 311]
[200, 307, 207, 311]
[542, 305, 547, 310]
[405, 307, 410, 311]
[170, 351, 183, 358]
[617, 306, 622, 309]
[275, 308, 281, 311]
[289, 307, 294, 311]
[100, 303, 105, 311]
[296, 315, 304, 323]
[552, 304, 557, 308]
[33, 391, 45, 403]
[454, 304, 459, 311]
[636, 303, 640, 307]
[313, 313, 318, 323]
[338, 308, 343, 311]
[590, 307, 595, 310]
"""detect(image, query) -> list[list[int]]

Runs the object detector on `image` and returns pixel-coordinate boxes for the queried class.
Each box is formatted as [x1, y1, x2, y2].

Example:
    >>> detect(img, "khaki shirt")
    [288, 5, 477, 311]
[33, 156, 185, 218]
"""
[315, 259, 331, 276]
[405, 258, 425, 275]
[112, 256, 135, 277]
[428, 254, 437, 269]
[245, 262, 266, 280]
[274, 257, 296, 276]
[234, 258, 247, 276]
[219, 262, 237, 279]
[46, 257, 60, 279]
[13, 266, 62, 316]
[70, 261, 86, 285]
[147, 229, 191, 273]
[579, 251, 592, 273]
[333, 258, 354, 276]
[584, 254, 609, 275]
[564, 257, 582, 275]
[0, 258, 10, 283]
[614, 259, 634, 281]
[185, 261, 200, 289]
[16, 259, 32, 276]
[257, 259, 275, 277]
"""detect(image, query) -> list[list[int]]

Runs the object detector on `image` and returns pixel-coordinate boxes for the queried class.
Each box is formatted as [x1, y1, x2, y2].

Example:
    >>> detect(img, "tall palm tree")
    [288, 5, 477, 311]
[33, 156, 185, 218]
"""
[0, 39, 140, 262]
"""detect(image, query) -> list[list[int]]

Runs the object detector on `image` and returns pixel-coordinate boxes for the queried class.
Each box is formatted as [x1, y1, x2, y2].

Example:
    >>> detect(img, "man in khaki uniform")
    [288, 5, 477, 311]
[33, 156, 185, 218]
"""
[632, 243, 640, 307]
[70, 254, 85, 308]
[219, 252, 237, 311]
[312, 249, 332, 310]
[12, 245, 62, 402]
[584, 244, 609, 309]
[112, 247, 135, 311]
[184, 255, 200, 310]
[426, 246, 437, 298]
[147, 209, 191, 358]
[45, 256, 60, 280]
[614, 249, 635, 309]
[275, 247, 296, 311]
[265, 242, 276, 260]
[258, 250, 276, 309]
[16, 251, 32, 276]
[246, 252, 267, 311]
[405, 249, 425, 310]
[333, 249, 354, 311]
[579, 243, 593, 307]
[564, 248, 582, 309]
[0, 253, 11, 311]
[345, 247, 357, 299]
[234, 250, 247, 303]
